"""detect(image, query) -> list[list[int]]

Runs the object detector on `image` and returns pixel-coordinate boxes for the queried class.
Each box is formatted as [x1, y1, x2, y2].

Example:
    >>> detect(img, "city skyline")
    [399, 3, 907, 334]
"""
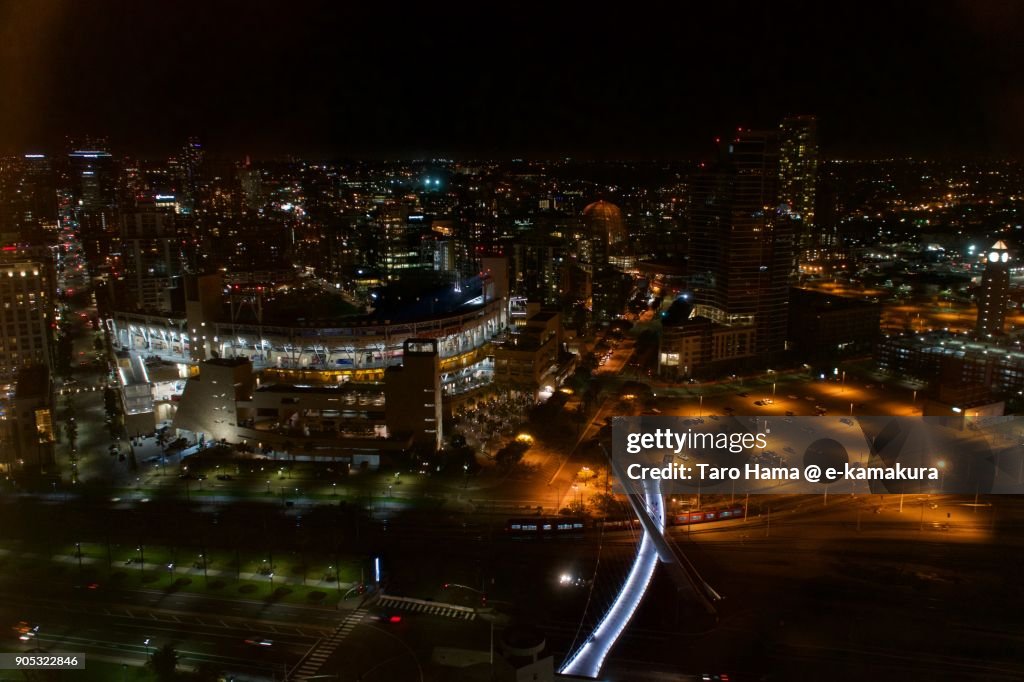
[1, 4, 1024, 681]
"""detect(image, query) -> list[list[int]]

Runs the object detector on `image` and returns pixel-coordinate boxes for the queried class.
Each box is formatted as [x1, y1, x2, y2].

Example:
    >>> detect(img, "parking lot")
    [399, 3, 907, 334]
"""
[649, 373, 922, 420]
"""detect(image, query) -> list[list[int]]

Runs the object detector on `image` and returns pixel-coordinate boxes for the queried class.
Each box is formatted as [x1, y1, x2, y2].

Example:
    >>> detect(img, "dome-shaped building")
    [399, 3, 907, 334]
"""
[582, 199, 627, 246]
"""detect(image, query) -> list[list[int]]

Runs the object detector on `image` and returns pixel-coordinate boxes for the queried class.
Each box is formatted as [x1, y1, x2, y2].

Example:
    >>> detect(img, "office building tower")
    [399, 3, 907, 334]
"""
[180, 137, 204, 213]
[0, 260, 55, 380]
[686, 129, 794, 359]
[378, 204, 432, 279]
[0, 155, 58, 243]
[119, 201, 183, 312]
[384, 339, 442, 451]
[976, 240, 1010, 338]
[778, 115, 819, 258]
[510, 231, 564, 307]
[6, 365, 56, 473]
[68, 147, 118, 269]
[68, 148, 116, 211]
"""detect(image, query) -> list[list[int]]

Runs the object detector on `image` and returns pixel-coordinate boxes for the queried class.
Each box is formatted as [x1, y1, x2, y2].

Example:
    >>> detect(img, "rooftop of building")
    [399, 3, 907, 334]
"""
[882, 331, 1024, 360]
[789, 287, 882, 311]
[582, 199, 621, 218]
[659, 296, 695, 327]
[527, 310, 558, 323]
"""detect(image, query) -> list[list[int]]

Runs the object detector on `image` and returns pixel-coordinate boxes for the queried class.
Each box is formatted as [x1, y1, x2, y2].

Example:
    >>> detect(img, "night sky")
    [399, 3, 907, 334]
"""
[2, 0, 1024, 159]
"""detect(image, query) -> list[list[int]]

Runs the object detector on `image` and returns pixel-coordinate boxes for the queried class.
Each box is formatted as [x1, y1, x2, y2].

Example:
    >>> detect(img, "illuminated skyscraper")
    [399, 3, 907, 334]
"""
[180, 137, 204, 213]
[68, 148, 116, 211]
[0, 259, 54, 380]
[687, 129, 794, 359]
[976, 240, 1010, 338]
[68, 147, 118, 269]
[778, 115, 819, 259]
[581, 199, 626, 269]
[119, 200, 182, 312]
[0, 155, 57, 243]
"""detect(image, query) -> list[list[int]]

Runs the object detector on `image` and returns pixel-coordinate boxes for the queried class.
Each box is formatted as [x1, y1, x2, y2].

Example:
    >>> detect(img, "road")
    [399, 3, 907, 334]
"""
[0, 584, 330, 678]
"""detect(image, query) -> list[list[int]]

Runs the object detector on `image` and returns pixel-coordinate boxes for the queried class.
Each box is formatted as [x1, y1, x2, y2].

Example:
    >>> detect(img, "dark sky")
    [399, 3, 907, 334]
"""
[2, 0, 1024, 159]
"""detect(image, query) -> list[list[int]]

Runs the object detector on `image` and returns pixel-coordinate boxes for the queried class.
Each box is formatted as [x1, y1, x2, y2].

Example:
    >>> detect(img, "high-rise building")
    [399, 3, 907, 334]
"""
[237, 163, 265, 210]
[687, 129, 794, 360]
[778, 115, 819, 260]
[0, 260, 55, 381]
[384, 339, 442, 451]
[6, 365, 56, 473]
[976, 240, 1011, 338]
[119, 201, 183, 312]
[0, 155, 58, 244]
[510, 231, 564, 306]
[378, 203, 432, 279]
[68, 148, 116, 212]
[581, 200, 626, 269]
[179, 137, 204, 213]
[68, 147, 118, 269]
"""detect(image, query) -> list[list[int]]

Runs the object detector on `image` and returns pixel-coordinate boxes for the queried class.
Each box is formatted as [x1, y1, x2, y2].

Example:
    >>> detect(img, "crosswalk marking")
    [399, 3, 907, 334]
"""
[292, 608, 367, 681]
[376, 597, 476, 621]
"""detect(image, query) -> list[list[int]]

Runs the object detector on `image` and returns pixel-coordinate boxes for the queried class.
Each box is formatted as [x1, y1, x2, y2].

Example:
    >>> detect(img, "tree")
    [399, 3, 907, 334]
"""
[591, 492, 621, 516]
[148, 643, 179, 681]
[564, 499, 587, 515]
[494, 442, 528, 471]
[54, 333, 73, 377]
[64, 419, 78, 447]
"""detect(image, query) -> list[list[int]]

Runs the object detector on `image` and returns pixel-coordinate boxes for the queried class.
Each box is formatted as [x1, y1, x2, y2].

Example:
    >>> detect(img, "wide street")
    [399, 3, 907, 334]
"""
[0, 587, 323, 679]
[2, 489, 1021, 680]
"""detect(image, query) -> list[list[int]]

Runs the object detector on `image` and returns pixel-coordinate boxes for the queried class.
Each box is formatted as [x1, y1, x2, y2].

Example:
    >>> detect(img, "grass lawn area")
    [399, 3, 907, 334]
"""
[1, 544, 362, 609]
